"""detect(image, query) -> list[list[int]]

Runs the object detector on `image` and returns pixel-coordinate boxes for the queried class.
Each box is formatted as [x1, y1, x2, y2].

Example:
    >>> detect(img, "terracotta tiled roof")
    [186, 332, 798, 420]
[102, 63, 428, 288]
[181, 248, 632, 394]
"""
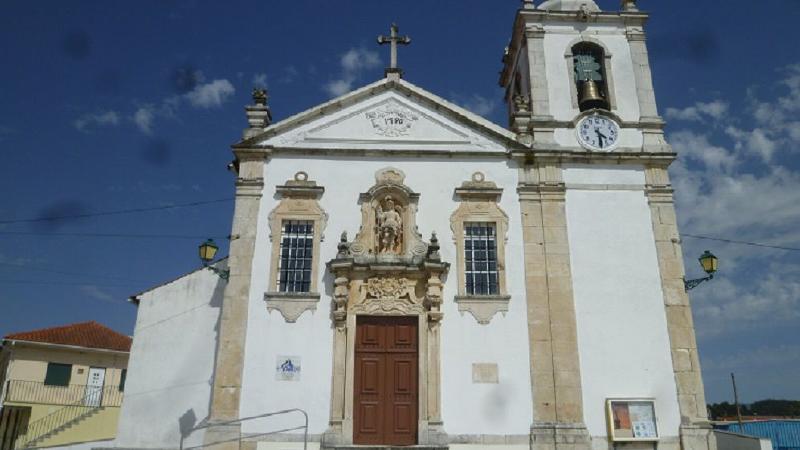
[4, 321, 131, 352]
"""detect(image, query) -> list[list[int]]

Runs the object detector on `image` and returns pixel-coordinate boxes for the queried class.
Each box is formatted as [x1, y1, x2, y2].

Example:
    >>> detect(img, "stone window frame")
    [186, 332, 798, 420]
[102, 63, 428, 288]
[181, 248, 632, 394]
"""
[274, 219, 315, 293]
[565, 37, 618, 112]
[264, 171, 327, 323]
[450, 172, 511, 325]
[463, 222, 501, 296]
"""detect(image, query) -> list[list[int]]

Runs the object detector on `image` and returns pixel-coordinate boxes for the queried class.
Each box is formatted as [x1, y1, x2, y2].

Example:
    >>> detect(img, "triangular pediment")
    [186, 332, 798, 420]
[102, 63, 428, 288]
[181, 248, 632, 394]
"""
[240, 78, 522, 153]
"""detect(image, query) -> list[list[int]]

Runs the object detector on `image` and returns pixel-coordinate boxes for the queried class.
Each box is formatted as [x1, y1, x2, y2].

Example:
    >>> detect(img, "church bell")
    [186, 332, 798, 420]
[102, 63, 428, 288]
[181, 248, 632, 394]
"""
[579, 79, 608, 110]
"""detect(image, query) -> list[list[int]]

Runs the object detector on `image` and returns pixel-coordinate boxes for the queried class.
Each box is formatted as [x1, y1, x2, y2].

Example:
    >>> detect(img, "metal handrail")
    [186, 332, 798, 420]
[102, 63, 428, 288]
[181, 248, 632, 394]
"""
[179, 409, 308, 450]
[5, 380, 123, 407]
[13, 385, 124, 449]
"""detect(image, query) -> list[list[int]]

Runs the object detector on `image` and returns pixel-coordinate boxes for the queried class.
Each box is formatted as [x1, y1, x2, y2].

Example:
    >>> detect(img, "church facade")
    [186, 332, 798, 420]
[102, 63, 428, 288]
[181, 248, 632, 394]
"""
[115, 2, 717, 450]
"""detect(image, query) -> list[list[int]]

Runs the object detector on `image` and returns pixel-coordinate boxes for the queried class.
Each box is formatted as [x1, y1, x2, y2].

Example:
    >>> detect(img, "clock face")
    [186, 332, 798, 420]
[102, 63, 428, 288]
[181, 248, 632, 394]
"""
[577, 115, 620, 151]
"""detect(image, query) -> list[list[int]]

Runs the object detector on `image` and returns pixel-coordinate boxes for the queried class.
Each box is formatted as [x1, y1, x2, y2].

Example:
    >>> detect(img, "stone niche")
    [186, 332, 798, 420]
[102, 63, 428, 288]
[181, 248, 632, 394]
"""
[323, 167, 450, 447]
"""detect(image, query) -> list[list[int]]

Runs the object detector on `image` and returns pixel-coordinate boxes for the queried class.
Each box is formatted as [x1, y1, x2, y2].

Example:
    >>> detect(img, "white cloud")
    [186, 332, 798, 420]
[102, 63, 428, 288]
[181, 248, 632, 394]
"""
[124, 74, 235, 135]
[668, 130, 737, 172]
[665, 100, 728, 122]
[725, 126, 777, 162]
[453, 93, 498, 117]
[668, 63, 800, 342]
[694, 273, 800, 337]
[740, 64, 800, 152]
[787, 122, 800, 142]
[133, 106, 155, 135]
[341, 48, 380, 73]
[324, 48, 382, 97]
[80, 285, 116, 303]
[674, 159, 800, 248]
[702, 343, 800, 372]
[325, 80, 352, 97]
[252, 72, 268, 87]
[73, 110, 120, 132]
[185, 79, 235, 108]
[779, 63, 800, 112]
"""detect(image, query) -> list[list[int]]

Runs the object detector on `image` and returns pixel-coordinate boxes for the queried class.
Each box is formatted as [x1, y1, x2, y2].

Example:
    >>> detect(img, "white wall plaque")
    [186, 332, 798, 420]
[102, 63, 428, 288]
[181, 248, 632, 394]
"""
[275, 355, 301, 381]
[472, 363, 499, 384]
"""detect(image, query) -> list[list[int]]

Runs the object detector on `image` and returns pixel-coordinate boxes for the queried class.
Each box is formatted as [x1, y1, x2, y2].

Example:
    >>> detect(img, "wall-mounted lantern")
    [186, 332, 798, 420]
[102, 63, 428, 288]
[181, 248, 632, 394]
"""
[198, 239, 229, 281]
[684, 250, 718, 291]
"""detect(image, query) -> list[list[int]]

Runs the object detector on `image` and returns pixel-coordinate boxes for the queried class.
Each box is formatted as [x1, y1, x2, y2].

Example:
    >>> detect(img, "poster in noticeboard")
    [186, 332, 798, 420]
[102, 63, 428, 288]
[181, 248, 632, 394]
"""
[606, 399, 659, 441]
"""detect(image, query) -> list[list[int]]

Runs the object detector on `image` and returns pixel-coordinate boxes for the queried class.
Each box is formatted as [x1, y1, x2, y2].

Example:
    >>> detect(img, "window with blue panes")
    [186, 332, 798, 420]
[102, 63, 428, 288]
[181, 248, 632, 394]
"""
[464, 222, 499, 295]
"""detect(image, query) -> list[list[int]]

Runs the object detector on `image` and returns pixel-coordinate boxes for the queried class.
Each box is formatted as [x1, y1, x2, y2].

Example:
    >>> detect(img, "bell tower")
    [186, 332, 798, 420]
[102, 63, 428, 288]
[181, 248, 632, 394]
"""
[501, 2, 716, 450]
[501, 0, 667, 153]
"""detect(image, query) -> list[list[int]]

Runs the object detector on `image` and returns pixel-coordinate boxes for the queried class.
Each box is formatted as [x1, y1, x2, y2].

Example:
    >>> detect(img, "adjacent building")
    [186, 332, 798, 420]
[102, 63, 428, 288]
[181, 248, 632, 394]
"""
[0, 321, 130, 450]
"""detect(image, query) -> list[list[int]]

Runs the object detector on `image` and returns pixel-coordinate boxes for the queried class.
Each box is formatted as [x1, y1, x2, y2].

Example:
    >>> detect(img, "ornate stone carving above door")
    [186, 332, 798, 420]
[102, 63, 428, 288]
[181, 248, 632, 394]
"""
[347, 167, 429, 261]
[350, 277, 424, 315]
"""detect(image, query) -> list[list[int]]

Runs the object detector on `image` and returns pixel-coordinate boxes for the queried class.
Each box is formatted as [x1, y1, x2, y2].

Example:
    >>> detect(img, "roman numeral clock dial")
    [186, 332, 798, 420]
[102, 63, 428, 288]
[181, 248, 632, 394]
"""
[577, 114, 620, 151]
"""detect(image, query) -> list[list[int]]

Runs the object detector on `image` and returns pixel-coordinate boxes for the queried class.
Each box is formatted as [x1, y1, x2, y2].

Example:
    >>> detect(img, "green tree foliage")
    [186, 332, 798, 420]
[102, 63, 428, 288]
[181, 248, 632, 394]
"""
[708, 400, 800, 419]
[750, 400, 800, 417]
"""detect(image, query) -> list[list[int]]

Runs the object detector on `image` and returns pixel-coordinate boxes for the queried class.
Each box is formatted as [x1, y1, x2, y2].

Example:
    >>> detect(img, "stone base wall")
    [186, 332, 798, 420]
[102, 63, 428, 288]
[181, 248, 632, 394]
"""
[531, 423, 592, 450]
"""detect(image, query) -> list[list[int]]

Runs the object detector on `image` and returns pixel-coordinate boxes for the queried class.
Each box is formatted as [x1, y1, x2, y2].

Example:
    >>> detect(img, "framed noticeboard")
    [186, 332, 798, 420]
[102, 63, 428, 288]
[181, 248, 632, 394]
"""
[606, 399, 659, 441]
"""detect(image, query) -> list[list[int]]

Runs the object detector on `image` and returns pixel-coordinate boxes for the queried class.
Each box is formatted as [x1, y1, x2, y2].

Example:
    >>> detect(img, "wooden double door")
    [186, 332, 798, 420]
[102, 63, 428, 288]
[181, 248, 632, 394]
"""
[354, 315, 418, 446]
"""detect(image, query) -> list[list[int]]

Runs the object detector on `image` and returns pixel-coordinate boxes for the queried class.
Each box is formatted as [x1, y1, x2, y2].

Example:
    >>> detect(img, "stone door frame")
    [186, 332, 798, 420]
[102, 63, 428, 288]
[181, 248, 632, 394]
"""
[322, 167, 448, 448]
[323, 272, 447, 447]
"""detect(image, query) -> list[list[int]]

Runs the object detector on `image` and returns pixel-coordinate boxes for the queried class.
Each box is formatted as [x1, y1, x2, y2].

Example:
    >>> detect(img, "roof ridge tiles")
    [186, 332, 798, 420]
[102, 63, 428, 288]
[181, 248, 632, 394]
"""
[4, 320, 131, 352]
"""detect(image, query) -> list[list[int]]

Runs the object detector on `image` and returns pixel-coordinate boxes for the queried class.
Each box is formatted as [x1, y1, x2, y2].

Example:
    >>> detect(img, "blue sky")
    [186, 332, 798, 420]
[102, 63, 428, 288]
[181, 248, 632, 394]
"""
[0, 0, 798, 404]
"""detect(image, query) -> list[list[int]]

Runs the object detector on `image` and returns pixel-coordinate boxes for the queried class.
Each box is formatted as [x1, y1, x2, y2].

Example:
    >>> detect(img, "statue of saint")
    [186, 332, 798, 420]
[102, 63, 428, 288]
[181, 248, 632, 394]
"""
[377, 195, 403, 254]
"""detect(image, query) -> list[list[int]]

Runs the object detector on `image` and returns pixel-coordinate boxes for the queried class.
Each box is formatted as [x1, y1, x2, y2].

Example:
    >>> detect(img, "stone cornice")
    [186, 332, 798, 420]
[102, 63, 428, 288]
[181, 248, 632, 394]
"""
[510, 150, 677, 165]
[454, 186, 504, 199]
[275, 184, 324, 198]
[453, 172, 504, 201]
[257, 146, 510, 159]
[327, 257, 449, 275]
[517, 184, 568, 204]
[528, 116, 665, 130]
[275, 172, 325, 199]
[518, 9, 649, 25]
[231, 146, 271, 160]
[235, 177, 264, 198]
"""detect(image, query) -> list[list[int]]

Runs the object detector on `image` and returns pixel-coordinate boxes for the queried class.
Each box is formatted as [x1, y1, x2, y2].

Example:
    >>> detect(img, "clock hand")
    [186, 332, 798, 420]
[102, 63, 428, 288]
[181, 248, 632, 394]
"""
[595, 130, 605, 148]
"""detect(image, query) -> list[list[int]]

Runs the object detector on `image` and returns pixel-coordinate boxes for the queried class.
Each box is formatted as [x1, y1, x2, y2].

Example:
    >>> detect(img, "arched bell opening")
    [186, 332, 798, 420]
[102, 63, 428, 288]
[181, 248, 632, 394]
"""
[572, 42, 610, 111]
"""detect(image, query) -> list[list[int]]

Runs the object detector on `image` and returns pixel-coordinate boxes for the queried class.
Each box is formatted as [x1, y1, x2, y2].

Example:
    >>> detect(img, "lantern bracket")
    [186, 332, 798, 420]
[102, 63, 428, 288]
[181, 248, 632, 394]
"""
[204, 263, 230, 281]
[684, 274, 713, 292]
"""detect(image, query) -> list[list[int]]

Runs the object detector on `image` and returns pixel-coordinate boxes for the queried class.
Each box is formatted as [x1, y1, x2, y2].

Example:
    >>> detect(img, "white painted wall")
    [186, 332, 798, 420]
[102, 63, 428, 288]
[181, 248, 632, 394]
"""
[563, 166, 681, 439]
[715, 430, 774, 450]
[115, 266, 225, 449]
[239, 155, 534, 438]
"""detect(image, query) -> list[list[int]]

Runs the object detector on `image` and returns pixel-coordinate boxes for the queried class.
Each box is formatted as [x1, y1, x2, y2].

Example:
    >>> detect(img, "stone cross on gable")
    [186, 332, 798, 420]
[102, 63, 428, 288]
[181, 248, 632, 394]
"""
[377, 23, 411, 75]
